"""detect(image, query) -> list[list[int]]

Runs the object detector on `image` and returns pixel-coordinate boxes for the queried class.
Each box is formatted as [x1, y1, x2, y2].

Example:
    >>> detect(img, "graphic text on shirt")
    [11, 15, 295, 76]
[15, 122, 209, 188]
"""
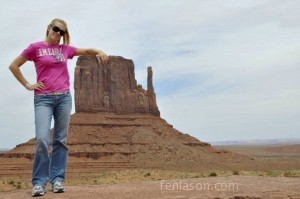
[38, 47, 65, 63]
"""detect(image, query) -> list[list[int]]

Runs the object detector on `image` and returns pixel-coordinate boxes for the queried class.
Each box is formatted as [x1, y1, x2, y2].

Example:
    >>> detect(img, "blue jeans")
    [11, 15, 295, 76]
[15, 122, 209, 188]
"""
[32, 93, 72, 186]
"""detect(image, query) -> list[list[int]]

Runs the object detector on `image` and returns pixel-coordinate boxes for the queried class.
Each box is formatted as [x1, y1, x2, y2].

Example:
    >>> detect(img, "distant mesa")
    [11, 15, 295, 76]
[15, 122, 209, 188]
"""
[1, 56, 255, 172]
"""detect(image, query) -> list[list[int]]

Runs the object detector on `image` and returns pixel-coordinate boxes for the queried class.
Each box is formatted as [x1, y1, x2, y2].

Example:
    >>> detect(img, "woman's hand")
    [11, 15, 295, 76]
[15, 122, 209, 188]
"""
[26, 82, 45, 91]
[97, 51, 109, 65]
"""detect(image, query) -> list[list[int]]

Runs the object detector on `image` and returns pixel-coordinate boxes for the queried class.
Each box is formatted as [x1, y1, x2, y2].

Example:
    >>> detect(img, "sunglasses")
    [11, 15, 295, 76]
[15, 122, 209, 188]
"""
[51, 25, 66, 36]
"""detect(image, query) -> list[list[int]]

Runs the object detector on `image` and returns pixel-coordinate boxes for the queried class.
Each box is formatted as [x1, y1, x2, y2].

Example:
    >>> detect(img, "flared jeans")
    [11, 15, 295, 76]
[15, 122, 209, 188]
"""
[32, 93, 72, 186]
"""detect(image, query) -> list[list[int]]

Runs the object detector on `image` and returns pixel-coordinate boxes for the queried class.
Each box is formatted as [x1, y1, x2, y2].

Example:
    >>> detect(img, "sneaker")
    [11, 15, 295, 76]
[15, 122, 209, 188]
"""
[51, 181, 65, 193]
[32, 185, 45, 197]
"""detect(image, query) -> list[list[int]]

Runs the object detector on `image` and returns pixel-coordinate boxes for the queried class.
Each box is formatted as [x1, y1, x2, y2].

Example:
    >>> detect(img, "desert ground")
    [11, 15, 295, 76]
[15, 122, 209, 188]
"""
[0, 176, 300, 199]
[0, 144, 299, 199]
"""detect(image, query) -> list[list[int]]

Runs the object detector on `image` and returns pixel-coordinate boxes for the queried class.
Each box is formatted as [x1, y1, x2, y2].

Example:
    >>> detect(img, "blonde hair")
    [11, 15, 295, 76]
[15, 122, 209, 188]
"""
[46, 18, 70, 45]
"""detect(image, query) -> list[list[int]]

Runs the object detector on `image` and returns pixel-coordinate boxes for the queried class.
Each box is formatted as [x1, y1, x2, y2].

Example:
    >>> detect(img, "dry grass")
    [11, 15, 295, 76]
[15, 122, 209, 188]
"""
[1, 168, 299, 192]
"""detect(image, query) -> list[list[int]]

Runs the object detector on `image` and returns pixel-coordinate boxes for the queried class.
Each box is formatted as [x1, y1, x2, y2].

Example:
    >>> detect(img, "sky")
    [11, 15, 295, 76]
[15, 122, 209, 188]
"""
[1, 0, 299, 149]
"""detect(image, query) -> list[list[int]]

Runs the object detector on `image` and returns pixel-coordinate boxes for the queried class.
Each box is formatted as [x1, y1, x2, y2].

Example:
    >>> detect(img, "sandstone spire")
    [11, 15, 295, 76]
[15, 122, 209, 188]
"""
[74, 56, 160, 116]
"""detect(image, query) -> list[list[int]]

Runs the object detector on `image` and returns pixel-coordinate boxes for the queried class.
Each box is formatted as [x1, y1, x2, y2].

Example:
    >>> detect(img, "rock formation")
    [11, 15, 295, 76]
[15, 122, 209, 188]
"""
[1, 56, 256, 173]
[74, 56, 159, 116]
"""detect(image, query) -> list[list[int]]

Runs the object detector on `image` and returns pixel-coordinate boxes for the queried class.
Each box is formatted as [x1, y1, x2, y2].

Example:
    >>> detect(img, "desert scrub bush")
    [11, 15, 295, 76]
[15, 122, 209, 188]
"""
[233, 171, 239, 175]
[8, 181, 14, 185]
[266, 170, 281, 177]
[209, 172, 217, 177]
[284, 171, 297, 177]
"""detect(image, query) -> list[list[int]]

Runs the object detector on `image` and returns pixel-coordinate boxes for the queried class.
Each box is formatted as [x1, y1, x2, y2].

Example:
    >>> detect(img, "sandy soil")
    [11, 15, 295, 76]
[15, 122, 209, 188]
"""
[0, 176, 299, 199]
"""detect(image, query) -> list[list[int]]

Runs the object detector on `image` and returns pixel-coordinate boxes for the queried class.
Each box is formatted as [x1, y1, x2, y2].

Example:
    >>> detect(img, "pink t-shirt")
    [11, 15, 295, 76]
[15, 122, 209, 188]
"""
[21, 41, 77, 94]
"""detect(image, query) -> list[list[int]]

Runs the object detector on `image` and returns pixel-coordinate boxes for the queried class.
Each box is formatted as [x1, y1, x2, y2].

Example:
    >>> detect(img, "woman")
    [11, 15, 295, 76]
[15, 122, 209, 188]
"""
[9, 18, 108, 197]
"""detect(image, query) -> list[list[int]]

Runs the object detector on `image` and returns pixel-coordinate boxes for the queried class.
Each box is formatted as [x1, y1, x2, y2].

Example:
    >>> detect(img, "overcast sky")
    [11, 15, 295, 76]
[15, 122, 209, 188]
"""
[1, 0, 299, 149]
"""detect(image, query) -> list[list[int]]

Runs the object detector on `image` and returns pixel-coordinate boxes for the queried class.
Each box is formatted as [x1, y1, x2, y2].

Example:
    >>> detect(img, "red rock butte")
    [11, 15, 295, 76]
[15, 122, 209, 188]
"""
[1, 56, 257, 173]
[74, 56, 160, 116]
